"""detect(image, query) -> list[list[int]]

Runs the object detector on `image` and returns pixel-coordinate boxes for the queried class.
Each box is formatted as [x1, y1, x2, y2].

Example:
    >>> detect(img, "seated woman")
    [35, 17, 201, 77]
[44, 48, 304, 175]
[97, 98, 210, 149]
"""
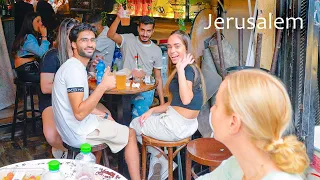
[130, 30, 206, 179]
[198, 69, 309, 179]
[39, 18, 78, 158]
[12, 12, 50, 82]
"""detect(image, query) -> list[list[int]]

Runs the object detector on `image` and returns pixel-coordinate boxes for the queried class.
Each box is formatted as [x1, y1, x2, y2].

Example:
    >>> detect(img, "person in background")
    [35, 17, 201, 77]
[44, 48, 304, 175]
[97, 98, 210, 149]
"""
[12, 12, 50, 82]
[197, 69, 309, 179]
[52, 23, 141, 180]
[130, 30, 206, 180]
[36, 0, 56, 31]
[87, 13, 115, 68]
[40, 18, 78, 158]
[108, 6, 164, 119]
[14, 0, 34, 36]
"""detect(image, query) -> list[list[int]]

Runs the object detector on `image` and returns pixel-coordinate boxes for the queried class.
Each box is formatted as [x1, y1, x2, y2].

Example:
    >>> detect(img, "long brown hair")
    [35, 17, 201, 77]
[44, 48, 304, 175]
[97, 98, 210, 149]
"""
[164, 30, 206, 105]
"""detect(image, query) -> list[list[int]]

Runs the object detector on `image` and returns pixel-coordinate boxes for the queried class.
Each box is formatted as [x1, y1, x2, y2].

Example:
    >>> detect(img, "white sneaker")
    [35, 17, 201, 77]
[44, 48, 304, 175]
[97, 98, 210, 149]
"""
[52, 147, 68, 159]
[158, 155, 178, 180]
[148, 155, 161, 180]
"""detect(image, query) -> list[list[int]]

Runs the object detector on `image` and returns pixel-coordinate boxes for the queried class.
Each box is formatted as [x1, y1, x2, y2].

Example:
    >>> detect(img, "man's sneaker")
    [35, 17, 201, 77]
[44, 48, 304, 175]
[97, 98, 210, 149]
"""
[148, 155, 161, 180]
[159, 155, 178, 180]
[52, 147, 68, 159]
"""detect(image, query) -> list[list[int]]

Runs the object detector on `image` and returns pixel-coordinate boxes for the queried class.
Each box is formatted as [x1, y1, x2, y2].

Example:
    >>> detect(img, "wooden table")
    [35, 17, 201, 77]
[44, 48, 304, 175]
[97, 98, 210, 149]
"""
[89, 80, 158, 177]
[0, 159, 126, 180]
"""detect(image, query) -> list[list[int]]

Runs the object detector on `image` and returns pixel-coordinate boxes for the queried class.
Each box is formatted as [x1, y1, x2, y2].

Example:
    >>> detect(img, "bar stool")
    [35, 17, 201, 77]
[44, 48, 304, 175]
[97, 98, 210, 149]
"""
[185, 138, 232, 180]
[141, 134, 191, 180]
[63, 142, 110, 167]
[11, 78, 41, 146]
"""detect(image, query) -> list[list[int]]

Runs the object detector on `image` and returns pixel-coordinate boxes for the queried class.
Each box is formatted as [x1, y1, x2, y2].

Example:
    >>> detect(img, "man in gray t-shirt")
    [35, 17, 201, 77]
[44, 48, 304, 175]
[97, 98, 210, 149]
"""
[108, 7, 165, 119]
[87, 13, 115, 68]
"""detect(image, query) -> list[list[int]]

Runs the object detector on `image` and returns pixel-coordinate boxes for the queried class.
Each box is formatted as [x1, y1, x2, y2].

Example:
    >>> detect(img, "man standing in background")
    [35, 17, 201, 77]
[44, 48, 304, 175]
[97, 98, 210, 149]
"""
[87, 13, 115, 68]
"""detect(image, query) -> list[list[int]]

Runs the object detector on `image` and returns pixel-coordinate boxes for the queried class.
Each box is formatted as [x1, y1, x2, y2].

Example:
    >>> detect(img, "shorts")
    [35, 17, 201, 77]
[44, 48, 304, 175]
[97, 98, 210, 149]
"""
[86, 116, 129, 153]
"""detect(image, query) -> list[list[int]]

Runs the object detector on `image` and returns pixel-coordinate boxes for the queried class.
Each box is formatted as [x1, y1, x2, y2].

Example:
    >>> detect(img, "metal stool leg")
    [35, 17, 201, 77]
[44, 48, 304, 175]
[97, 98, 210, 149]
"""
[23, 84, 28, 146]
[11, 85, 20, 141]
[29, 85, 36, 134]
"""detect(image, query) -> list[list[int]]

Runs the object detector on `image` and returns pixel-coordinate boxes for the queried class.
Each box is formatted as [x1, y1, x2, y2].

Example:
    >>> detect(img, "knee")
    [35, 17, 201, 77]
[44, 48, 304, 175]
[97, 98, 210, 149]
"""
[44, 129, 60, 145]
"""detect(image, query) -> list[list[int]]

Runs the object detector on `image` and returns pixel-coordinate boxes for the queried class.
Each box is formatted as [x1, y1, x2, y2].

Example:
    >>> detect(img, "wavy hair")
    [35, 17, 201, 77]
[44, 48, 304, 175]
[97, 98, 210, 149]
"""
[223, 69, 309, 174]
[56, 18, 79, 65]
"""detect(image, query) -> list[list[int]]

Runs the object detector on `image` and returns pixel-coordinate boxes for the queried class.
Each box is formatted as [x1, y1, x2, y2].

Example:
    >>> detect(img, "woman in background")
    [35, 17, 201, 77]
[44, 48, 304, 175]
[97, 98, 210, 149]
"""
[198, 69, 309, 179]
[39, 18, 78, 158]
[12, 12, 50, 82]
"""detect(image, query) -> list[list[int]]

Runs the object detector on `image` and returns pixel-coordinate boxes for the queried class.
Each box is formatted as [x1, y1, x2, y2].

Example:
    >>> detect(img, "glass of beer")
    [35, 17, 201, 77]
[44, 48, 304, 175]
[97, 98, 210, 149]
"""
[116, 71, 126, 90]
[120, 10, 130, 26]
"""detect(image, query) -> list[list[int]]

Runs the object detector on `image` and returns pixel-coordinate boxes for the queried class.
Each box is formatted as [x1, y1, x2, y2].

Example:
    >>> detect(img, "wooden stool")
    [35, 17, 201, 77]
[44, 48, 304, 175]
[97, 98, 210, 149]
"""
[63, 142, 110, 167]
[141, 134, 191, 180]
[186, 138, 232, 180]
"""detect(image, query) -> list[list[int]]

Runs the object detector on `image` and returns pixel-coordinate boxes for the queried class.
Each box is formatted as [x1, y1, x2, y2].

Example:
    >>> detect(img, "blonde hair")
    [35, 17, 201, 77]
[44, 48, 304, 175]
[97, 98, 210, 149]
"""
[223, 69, 309, 174]
[164, 30, 206, 105]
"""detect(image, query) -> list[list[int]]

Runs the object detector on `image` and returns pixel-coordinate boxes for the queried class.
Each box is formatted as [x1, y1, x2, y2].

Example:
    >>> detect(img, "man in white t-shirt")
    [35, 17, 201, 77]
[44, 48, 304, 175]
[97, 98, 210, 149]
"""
[52, 23, 140, 180]
[107, 7, 165, 119]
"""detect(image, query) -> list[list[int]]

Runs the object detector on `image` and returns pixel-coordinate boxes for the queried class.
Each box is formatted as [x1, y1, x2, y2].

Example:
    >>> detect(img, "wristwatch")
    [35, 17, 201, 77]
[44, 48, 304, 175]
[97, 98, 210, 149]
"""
[104, 112, 109, 119]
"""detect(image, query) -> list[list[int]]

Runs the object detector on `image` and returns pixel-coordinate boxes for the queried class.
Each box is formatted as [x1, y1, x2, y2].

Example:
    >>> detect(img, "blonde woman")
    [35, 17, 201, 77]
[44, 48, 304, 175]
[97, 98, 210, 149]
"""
[198, 69, 309, 179]
[130, 30, 206, 180]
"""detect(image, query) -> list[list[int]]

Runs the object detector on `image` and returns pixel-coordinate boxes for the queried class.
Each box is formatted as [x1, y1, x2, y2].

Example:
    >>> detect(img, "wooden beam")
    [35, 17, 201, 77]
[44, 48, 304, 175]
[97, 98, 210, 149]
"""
[256, 0, 276, 70]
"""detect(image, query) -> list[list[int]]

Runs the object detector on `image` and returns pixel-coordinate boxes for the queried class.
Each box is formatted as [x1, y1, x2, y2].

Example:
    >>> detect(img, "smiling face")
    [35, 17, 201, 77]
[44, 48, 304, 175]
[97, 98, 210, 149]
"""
[32, 16, 43, 32]
[167, 34, 187, 64]
[72, 30, 96, 59]
[137, 23, 154, 43]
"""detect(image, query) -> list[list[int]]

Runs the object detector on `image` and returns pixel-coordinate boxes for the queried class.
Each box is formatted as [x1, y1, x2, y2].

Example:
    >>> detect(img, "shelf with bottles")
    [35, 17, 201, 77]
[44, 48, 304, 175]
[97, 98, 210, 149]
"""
[0, 0, 12, 17]
[108, 0, 187, 19]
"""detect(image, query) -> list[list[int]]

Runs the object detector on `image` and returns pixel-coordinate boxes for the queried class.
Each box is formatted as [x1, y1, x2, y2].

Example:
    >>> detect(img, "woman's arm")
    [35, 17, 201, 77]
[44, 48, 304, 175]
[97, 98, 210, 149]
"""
[23, 34, 50, 57]
[149, 102, 170, 114]
[177, 69, 194, 105]
[40, 73, 55, 94]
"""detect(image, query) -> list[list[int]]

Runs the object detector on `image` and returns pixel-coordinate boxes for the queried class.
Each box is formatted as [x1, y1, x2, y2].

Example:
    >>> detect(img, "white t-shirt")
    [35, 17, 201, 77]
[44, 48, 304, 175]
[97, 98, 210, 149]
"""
[196, 156, 304, 180]
[52, 57, 99, 148]
[117, 33, 163, 76]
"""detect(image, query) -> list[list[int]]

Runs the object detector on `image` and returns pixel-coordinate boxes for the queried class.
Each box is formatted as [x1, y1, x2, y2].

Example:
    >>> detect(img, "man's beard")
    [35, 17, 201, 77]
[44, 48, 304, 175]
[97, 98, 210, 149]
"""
[78, 48, 94, 58]
[139, 35, 150, 42]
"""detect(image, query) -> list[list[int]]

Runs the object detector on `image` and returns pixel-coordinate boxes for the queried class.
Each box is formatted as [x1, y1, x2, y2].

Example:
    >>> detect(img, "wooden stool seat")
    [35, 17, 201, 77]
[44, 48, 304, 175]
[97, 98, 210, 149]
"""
[186, 138, 232, 179]
[63, 142, 110, 167]
[141, 134, 191, 180]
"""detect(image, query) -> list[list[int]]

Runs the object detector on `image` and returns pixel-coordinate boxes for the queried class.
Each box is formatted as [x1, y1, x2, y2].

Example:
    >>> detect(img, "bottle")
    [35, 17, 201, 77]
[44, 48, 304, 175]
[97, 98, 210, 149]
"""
[42, 160, 65, 180]
[1, 2, 6, 16]
[75, 143, 96, 180]
[95, 60, 105, 85]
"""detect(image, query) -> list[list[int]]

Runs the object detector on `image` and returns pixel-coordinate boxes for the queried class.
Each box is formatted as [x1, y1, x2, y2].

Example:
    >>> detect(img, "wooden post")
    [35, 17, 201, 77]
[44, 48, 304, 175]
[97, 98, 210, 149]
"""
[256, 0, 276, 70]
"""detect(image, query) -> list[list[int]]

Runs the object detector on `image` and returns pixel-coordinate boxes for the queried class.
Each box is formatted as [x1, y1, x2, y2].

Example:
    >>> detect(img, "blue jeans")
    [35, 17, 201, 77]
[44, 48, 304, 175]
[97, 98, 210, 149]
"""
[131, 90, 155, 119]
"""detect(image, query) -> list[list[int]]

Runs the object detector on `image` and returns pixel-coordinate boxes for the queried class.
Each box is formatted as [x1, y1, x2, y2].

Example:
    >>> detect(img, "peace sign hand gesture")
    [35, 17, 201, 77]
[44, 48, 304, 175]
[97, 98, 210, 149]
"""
[176, 53, 195, 72]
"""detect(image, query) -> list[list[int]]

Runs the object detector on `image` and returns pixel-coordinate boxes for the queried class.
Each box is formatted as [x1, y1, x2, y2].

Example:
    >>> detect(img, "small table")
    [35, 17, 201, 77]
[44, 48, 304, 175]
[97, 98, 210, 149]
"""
[89, 80, 158, 177]
[89, 80, 158, 126]
[0, 159, 126, 180]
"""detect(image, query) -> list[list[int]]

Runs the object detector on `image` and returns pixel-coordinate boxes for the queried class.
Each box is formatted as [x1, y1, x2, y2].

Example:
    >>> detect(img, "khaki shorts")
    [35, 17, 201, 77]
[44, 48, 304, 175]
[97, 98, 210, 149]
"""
[86, 116, 129, 153]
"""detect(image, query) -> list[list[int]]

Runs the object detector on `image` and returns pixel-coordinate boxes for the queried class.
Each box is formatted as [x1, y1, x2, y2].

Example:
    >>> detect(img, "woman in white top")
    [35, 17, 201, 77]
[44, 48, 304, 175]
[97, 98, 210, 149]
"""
[198, 69, 309, 180]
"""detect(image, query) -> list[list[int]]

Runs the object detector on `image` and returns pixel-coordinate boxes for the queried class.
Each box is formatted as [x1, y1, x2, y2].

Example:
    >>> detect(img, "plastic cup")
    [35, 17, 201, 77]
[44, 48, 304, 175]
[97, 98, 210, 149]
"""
[116, 72, 126, 90]
[120, 10, 130, 26]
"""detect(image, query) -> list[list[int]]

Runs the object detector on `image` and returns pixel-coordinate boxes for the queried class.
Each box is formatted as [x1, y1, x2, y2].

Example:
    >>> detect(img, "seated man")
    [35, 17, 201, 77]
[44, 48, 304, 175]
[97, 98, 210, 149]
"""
[52, 23, 140, 180]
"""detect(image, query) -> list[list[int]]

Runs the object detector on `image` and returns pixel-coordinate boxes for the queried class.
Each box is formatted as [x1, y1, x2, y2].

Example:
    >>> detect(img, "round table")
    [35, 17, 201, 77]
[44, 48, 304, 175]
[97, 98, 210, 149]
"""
[0, 159, 127, 180]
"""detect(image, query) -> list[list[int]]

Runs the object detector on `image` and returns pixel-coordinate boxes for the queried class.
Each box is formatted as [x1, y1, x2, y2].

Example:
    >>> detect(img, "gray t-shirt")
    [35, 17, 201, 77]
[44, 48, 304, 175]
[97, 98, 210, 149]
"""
[52, 57, 99, 148]
[93, 26, 115, 68]
[118, 33, 162, 75]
